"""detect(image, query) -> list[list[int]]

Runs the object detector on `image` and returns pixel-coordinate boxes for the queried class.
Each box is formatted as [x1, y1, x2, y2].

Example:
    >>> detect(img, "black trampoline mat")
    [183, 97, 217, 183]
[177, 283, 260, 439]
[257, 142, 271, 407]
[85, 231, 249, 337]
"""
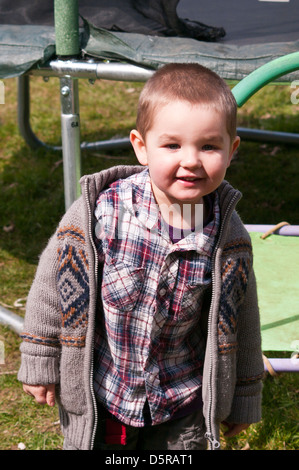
[0, 0, 298, 80]
[177, 0, 299, 45]
[0, 0, 298, 45]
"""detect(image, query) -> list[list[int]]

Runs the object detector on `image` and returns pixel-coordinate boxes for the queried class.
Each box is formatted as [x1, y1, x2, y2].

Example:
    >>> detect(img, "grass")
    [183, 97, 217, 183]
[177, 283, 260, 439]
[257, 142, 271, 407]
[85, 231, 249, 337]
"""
[0, 75, 299, 450]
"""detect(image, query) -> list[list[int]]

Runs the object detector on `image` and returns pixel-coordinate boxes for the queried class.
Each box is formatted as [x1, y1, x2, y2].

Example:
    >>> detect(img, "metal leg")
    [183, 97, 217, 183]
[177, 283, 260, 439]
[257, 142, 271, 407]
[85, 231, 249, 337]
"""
[0, 305, 24, 335]
[237, 127, 299, 144]
[59, 76, 82, 210]
[17, 75, 62, 151]
[17, 75, 40, 149]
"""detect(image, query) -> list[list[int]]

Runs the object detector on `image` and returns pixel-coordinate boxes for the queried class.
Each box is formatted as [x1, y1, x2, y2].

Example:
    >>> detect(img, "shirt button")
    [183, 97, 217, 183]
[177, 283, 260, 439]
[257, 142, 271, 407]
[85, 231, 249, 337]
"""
[159, 288, 167, 296]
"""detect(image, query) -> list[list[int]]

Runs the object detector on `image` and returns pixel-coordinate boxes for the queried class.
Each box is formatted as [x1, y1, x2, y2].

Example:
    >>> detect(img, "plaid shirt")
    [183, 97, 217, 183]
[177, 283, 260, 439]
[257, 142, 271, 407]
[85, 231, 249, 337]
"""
[93, 169, 220, 427]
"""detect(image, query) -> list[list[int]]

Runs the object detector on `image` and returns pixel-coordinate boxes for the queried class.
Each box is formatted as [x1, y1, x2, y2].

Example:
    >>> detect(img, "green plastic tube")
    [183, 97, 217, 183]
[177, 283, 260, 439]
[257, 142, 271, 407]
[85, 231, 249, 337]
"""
[232, 52, 299, 107]
[54, 0, 80, 56]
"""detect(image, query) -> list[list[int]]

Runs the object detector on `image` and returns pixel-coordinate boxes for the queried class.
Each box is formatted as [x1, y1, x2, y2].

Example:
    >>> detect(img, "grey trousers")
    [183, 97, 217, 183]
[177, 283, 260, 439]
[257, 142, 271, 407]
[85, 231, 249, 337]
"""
[93, 408, 207, 451]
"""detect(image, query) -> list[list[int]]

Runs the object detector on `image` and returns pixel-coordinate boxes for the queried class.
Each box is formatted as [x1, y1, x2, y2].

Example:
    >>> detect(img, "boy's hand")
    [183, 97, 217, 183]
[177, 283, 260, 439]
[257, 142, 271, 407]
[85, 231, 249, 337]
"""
[23, 383, 56, 407]
[221, 421, 250, 438]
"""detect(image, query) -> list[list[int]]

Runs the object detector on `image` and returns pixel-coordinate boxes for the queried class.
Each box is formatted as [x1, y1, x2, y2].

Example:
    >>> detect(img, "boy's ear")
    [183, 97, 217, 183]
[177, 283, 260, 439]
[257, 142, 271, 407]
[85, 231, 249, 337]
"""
[227, 135, 240, 167]
[130, 130, 148, 166]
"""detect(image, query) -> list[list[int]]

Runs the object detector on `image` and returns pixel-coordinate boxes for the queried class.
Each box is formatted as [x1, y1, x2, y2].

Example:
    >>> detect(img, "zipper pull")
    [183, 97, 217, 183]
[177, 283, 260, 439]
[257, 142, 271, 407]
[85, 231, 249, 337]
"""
[205, 432, 221, 450]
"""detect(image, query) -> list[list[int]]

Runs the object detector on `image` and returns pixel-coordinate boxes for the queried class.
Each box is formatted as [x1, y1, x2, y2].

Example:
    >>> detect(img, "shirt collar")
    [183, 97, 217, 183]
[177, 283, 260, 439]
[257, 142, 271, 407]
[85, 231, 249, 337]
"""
[136, 173, 161, 231]
[119, 169, 161, 231]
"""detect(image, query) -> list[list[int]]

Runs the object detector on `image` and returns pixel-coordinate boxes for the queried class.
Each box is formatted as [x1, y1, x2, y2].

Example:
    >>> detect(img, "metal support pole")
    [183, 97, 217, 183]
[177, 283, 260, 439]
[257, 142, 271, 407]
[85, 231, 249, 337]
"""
[54, 0, 81, 210]
[0, 305, 24, 335]
[264, 358, 299, 374]
[60, 76, 82, 209]
[237, 127, 299, 145]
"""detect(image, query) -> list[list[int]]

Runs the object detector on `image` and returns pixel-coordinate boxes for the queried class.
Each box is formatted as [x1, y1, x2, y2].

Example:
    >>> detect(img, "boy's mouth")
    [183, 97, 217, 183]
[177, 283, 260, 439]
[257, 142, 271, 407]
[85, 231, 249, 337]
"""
[176, 176, 201, 182]
[178, 177, 198, 181]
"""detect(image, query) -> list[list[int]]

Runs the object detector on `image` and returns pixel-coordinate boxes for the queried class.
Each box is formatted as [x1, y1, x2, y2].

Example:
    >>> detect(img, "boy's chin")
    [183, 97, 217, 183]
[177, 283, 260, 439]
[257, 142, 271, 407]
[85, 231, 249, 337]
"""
[166, 196, 205, 207]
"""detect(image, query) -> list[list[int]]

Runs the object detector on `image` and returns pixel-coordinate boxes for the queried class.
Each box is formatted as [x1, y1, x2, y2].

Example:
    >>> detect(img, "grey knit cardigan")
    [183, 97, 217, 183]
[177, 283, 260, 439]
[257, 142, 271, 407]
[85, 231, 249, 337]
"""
[18, 165, 264, 450]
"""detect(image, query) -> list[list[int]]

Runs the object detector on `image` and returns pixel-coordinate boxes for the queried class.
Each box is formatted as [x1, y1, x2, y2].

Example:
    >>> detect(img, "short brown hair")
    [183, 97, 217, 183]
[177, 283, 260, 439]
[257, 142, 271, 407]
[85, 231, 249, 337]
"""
[136, 63, 237, 142]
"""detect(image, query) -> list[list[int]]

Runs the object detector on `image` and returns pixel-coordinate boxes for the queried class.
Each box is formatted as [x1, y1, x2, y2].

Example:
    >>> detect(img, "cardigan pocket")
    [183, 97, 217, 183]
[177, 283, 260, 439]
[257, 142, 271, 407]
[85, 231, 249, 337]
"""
[101, 259, 145, 311]
[58, 347, 87, 414]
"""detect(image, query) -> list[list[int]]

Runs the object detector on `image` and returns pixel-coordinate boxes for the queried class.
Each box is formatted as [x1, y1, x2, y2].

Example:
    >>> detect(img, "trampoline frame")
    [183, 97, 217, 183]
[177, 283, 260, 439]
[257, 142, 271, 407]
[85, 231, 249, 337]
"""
[2, 0, 299, 373]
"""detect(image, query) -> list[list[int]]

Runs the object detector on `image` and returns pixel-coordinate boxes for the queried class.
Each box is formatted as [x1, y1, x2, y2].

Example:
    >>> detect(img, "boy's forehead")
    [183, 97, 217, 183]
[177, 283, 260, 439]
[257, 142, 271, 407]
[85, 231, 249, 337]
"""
[151, 101, 227, 130]
[152, 99, 225, 120]
[156, 131, 226, 145]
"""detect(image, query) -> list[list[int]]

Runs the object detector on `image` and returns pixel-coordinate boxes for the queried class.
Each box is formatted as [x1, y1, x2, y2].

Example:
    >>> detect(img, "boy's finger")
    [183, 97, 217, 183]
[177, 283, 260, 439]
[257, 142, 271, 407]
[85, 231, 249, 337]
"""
[23, 384, 47, 404]
[46, 385, 56, 407]
[34, 387, 48, 405]
[222, 423, 249, 438]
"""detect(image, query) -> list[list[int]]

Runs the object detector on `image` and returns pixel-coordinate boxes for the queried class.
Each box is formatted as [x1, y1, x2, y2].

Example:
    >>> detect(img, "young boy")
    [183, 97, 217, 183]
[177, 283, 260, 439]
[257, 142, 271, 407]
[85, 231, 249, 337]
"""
[18, 63, 264, 450]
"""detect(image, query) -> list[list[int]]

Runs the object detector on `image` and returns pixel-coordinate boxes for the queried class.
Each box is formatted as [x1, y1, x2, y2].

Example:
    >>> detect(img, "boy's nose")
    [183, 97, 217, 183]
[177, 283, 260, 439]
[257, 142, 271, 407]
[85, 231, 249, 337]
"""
[180, 149, 201, 169]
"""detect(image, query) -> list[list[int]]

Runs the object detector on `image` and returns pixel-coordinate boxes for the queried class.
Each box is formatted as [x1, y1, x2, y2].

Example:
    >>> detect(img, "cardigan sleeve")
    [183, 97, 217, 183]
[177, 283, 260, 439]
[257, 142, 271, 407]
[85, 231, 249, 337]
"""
[18, 232, 62, 385]
[226, 267, 264, 424]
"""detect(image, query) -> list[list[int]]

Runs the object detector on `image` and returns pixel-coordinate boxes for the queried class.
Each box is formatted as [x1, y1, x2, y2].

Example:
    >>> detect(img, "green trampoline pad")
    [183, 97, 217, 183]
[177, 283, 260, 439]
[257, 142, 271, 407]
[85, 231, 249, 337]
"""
[250, 232, 299, 352]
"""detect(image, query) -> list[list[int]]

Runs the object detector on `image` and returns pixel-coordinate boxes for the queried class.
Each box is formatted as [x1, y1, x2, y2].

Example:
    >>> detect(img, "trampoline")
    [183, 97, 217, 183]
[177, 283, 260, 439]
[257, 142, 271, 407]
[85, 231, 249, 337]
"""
[247, 227, 299, 373]
[0, 0, 298, 373]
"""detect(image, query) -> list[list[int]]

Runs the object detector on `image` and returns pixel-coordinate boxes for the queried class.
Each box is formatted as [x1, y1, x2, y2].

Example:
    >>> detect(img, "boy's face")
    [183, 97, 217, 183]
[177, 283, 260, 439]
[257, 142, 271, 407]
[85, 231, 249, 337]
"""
[130, 100, 240, 210]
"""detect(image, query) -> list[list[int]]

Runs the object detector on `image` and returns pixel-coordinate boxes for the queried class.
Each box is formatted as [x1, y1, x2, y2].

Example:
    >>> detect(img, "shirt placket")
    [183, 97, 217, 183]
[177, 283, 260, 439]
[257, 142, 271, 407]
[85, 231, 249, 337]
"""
[142, 248, 183, 424]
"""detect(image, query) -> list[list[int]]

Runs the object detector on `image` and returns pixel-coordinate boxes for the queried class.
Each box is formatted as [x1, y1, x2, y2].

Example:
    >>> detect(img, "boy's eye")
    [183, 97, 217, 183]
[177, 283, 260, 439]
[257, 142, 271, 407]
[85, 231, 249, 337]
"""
[166, 143, 180, 150]
[202, 144, 215, 151]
